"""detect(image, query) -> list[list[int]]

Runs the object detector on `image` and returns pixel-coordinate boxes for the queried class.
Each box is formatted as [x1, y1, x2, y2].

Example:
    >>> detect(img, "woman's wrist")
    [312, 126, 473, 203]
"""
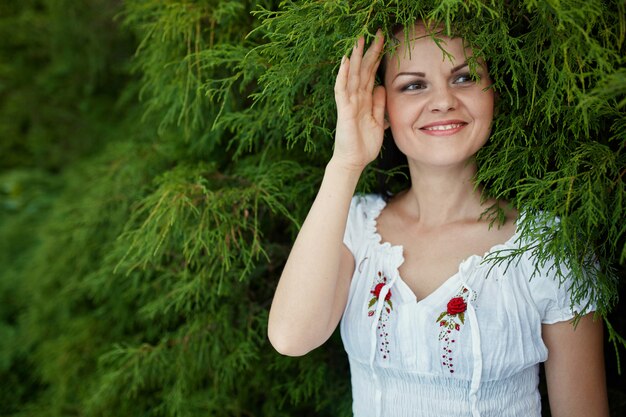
[320, 157, 364, 196]
[326, 156, 366, 178]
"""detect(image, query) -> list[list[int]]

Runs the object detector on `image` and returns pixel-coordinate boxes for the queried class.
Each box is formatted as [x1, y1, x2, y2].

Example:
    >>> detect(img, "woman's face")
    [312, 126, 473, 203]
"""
[384, 25, 494, 170]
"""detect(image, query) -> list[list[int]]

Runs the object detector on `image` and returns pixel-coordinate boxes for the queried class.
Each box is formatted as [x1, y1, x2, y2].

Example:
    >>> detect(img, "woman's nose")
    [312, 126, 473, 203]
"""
[427, 85, 457, 113]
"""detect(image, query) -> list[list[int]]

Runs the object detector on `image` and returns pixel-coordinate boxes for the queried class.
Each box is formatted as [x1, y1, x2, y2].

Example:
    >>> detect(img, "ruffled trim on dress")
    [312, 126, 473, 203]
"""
[461, 211, 526, 276]
[361, 194, 405, 274]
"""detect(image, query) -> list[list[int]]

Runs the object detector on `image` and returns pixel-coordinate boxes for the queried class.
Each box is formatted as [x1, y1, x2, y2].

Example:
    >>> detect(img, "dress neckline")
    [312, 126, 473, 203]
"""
[364, 194, 520, 304]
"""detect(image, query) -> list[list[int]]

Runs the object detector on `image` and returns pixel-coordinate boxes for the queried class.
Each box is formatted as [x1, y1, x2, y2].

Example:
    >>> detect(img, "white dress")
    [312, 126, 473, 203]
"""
[340, 194, 591, 417]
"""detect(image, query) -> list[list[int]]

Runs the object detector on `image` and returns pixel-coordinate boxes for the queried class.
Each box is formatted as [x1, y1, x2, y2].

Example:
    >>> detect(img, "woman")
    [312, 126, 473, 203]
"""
[268, 22, 608, 417]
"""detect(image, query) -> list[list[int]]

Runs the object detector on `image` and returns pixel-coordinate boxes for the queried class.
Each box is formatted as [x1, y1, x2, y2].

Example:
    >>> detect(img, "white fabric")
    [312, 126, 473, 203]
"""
[340, 194, 591, 417]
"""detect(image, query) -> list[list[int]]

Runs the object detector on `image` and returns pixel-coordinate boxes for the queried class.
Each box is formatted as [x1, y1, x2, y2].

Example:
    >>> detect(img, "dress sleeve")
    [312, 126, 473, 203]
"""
[527, 255, 596, 324]
[342, 195, 371, 255]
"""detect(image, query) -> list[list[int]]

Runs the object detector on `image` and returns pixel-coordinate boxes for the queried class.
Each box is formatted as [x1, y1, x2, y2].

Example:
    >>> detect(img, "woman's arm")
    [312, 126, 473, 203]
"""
[268, 32, 386, 356]
[267, 162, 359, 356]
[542, 313, 609, 417]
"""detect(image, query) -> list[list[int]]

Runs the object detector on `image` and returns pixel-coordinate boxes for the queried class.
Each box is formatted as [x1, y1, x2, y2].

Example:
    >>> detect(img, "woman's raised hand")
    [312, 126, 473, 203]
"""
[332, 30, 386, 172]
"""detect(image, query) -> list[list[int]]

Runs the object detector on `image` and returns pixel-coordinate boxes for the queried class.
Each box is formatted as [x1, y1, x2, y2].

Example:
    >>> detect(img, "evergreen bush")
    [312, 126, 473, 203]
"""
[0, 0, 624, 416]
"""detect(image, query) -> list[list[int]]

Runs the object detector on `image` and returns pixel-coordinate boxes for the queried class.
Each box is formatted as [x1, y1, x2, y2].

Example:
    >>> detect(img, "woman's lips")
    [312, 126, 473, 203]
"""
[419, 120, 468, 136]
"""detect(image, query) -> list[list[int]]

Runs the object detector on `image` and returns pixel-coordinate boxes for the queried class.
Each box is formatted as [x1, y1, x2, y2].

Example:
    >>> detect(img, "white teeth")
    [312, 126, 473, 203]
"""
[423, 123, 464, 131]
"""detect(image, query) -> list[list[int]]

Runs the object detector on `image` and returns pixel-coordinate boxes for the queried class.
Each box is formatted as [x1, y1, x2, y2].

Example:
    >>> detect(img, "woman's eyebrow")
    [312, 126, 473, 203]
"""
[450, 62, 469, 73]
[394, 62, 471, 81]
[393, 71, 426, 81]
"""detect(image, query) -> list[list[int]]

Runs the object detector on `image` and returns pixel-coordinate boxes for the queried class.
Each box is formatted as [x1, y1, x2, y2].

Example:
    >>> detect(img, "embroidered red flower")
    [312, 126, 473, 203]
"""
[446, 297, 467, 315]
[436, 286, 477, 374]
[371, 283, 392, 300]
[367, 272, 393, 360]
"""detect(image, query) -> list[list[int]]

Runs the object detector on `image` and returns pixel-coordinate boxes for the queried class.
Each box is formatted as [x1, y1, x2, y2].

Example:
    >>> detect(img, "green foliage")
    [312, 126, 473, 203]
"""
[0, 0, 133, 171]
[0, 0, 624, 416]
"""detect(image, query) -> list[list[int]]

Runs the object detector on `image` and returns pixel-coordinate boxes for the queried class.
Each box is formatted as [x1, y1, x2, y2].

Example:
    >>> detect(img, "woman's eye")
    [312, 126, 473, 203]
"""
[453, 73, 477, 84]
[402, 81, 426, 91]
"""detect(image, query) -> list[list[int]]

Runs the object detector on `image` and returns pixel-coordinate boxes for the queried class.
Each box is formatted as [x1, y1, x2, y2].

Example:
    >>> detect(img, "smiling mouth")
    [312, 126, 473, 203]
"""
[421, 123, 467, 131]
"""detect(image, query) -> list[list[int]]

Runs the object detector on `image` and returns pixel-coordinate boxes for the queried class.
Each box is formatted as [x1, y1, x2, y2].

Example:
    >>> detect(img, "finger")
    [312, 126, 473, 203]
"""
[347, 36, 364, 92]
[334, 55, 349, 93]
[334, 58, 350, 117]
[361, 30, 384, 75]
[372, 85, 386, 127]
[361, 30, 385, 91]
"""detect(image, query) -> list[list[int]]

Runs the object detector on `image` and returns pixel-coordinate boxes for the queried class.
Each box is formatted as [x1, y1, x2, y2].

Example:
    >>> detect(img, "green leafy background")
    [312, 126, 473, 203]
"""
[0, 1, 624, 416]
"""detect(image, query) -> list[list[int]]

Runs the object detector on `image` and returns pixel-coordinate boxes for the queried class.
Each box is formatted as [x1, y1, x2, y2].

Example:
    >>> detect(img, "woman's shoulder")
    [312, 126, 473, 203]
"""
[501, 210, 595, 323]
[343, 193, 386, 253]
[349, 193, 385, 210]
[346, 193, 388, 226]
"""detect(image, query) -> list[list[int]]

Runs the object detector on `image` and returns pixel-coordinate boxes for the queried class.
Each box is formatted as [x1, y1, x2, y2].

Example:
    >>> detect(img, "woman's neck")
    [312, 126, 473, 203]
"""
[398, 161, 486, 227]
